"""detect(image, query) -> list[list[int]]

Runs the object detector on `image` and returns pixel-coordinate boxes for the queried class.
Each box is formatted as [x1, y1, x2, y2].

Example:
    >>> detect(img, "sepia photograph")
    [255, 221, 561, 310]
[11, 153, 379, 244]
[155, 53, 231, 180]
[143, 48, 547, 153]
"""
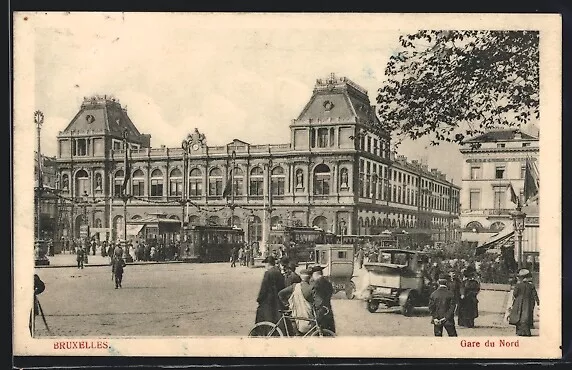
[12, 12, 561, 358]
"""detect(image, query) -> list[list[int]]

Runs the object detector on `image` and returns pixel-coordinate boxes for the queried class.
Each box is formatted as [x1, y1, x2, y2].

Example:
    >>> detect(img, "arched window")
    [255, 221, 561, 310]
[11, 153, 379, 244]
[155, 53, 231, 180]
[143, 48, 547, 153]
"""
[150, 169, 164, 196]
[207, 215, 220, 226]
[391, 219, 396, 228]
[209, 168, 223, 196]
[114, 170, 124, 196]
[231, 167, 243, 196]
[249, 167, 264, 196]
[169, 168, 183, 196]
[466, 221, 483, 232]
[313, 164, 331, 195]
[189, 168, 202, 197]
[312, 216, 328, 231]
[132, 169, 145, 196]
[188, 215, 200, 225]
[490, 221, 506, 231]
[270, 216, 282, 229]
[227, 216, 241, 228]
[75, 169, 90, 197]
[271, 166, 285, 196]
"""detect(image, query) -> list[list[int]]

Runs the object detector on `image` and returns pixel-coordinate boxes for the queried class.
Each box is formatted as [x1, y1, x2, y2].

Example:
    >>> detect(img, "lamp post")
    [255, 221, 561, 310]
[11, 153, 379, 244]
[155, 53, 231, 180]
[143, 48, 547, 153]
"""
[247, 211, 255, 267]
[34, 110, 44, 241]
[511, 206, 526, 270]
[120, 130, 132, 262]
[181, 138, 191, 241]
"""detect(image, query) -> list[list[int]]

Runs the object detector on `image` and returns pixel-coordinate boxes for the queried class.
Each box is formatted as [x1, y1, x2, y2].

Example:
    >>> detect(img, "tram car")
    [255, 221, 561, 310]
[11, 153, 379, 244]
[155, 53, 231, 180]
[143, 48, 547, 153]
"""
[267, 226, 334, 265]
[179, 225, 245, 263]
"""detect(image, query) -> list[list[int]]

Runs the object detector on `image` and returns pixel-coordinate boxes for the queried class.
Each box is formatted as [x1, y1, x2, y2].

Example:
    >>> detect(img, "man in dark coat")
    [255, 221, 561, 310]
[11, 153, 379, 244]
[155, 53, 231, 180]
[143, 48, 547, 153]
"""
[310, 265, 336, 333]
[284, 260, 302, 287]
[457, 268, 481, 328]
[255, 256, 286, 324]
[447, 270, 462, 314]
[112, 257, 127, 289]
[509, 269, 540, 336]
[428, 274, 458, 336]
[76, 246, 85, 269]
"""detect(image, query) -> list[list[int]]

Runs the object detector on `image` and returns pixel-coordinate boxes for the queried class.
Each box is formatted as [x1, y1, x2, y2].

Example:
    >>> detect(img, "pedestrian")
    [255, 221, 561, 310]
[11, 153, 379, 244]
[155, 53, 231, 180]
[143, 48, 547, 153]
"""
[278, 268, 314, 335]
[508, 269, 540, 336]
[310, 265, 336, 333]
[457, 268, 480, 328]
[76, 246, 85, 269]
[356, 247, 364, 269]
[447, 270, 462, 314]
[112, 256, 127, 289]
[284, 260, 302, 286]
[255, 256, 286, 325]
[238, 247, 244, 266]
[428, 274, 458, 337]
[29, 274, 46, 336]
[230, 246, 238, 268]
[91, 239, 97, 256]
[107, 243, 114, 263]
[150, 246, 157, 261]
[129, 244, 136, 262]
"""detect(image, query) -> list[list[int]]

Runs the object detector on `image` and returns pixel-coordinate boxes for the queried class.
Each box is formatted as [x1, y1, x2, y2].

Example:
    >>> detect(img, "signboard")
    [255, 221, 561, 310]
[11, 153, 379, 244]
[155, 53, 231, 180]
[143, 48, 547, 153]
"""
[79, 224, 90, 239]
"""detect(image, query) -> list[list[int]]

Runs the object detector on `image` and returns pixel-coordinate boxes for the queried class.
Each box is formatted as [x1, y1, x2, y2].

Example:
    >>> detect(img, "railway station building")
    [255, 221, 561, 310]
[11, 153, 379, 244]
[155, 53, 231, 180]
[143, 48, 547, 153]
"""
[53, 74, 461, 247]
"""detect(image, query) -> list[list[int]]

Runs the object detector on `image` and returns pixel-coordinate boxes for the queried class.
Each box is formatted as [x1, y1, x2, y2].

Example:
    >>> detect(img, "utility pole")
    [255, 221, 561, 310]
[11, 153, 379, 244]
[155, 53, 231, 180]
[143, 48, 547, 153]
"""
[230, 150, 236, 227]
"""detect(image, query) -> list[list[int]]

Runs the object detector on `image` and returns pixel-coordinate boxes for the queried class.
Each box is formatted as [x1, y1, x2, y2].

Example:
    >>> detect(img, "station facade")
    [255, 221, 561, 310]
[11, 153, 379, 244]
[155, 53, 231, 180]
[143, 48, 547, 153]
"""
[54, 74, 460, 245]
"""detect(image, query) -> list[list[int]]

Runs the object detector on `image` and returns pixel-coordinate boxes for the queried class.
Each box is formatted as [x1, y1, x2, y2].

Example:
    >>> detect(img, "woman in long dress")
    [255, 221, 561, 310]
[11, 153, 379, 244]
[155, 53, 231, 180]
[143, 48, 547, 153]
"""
[509, 269, 540, 336]
[457, 268, 480, 328]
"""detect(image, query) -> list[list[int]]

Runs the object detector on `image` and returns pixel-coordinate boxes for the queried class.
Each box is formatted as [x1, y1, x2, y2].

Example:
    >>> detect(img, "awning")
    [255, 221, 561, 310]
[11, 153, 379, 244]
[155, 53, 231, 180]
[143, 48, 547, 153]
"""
[126, 224, 145, 236]
[475, 226, 514, 256]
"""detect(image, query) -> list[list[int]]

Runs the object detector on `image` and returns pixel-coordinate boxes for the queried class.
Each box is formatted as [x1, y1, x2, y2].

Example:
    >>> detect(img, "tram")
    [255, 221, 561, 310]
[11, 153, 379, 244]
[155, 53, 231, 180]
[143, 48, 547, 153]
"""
[179, 225, 245, 263]
[267, 226, 335, 265]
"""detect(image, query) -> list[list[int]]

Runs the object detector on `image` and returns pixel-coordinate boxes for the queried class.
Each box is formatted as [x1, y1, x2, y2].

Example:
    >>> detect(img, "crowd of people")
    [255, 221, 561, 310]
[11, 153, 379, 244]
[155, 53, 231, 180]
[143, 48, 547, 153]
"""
[254, 255, 335, 336]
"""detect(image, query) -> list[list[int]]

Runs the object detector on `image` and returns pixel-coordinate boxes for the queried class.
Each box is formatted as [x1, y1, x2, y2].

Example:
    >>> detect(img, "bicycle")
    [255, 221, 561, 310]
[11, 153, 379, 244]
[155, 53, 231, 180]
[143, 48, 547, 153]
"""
[248, 307, 336, 337]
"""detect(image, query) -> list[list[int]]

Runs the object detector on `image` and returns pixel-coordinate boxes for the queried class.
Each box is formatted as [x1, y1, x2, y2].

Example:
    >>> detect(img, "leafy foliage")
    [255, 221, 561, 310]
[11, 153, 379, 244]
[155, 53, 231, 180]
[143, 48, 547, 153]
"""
[376, 30, 539, 147]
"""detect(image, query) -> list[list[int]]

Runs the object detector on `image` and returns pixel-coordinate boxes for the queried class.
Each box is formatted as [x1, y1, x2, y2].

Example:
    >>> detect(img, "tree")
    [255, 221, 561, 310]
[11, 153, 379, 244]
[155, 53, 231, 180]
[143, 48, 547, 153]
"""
[376, 30, 539, 147]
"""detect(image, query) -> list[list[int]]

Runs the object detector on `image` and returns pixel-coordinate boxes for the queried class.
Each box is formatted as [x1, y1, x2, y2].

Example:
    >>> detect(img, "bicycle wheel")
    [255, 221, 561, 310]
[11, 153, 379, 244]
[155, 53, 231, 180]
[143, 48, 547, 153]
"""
[248, 322, 284, 337]
[310, 328, 336, 337]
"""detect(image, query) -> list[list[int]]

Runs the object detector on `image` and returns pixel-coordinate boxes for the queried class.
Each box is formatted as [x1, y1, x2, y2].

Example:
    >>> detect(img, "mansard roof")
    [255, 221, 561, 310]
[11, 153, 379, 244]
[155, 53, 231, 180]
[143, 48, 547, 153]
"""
[58, 95, 150, 146]
[464, 129, 538, 143]
[292, 74, 384, 131]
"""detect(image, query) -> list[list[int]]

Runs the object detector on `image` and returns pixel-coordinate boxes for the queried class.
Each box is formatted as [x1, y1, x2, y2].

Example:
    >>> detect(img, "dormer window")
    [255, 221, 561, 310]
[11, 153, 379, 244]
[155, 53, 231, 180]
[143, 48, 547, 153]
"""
[497, 143, 506, 148]
[522, 142, 530, 147]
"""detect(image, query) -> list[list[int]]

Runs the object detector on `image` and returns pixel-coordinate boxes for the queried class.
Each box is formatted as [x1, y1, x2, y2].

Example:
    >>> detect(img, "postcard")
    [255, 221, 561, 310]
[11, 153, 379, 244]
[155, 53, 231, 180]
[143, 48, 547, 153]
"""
[13, 12, 561, 359]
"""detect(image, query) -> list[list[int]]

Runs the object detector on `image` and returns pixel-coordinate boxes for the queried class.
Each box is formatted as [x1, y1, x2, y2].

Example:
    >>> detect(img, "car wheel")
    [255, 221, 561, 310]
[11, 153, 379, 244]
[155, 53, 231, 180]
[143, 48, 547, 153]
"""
[366, 300, 379, 313]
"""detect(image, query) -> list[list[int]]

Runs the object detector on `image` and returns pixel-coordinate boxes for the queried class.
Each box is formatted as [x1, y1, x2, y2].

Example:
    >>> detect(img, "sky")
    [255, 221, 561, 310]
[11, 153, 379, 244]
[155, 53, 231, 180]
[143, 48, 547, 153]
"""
[31, 12, 490, 185]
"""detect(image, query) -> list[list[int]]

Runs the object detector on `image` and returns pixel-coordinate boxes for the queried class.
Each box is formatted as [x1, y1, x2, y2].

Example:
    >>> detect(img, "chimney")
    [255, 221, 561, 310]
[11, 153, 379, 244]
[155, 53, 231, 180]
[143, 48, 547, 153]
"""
[514, 129, 522, 140]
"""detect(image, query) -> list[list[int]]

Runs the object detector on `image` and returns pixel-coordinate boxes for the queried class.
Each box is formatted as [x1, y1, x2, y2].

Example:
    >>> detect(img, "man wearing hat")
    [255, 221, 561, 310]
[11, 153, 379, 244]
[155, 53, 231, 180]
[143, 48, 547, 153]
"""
[278, 268, 314, 335]
[457, 268, 481, 328]
[255, 255, 286, 325]
[508, 268, 540, 336]
[428, 274, 458, 337]
[283, 259, 302, 287]
[310, 265, 336, 333]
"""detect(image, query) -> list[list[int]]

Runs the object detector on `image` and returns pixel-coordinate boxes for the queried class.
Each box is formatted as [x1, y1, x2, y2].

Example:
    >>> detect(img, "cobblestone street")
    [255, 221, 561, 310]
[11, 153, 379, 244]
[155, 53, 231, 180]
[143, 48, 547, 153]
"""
[32, 261, 531, 337]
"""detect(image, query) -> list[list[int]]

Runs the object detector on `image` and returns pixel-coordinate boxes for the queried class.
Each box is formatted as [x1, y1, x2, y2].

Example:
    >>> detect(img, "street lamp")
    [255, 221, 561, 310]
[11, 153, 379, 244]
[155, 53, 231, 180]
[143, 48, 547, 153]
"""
[511, 206, 526, 270]
[247, 211, 255, 267]
[229, 150, 237, 227]
[34, 110, 44, 241]
[181, 137, 191, 241]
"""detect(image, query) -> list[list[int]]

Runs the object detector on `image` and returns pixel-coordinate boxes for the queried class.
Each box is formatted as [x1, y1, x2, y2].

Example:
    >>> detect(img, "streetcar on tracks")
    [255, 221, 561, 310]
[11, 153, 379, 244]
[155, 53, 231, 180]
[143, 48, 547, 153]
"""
[179, 225, 245, 263]
[266, 226, 336, 266]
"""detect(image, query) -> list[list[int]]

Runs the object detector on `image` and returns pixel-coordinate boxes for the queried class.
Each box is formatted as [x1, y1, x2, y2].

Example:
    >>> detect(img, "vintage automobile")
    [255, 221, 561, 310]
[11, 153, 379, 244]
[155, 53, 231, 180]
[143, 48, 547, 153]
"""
[363, 249, 433, 316]
[314, 243, 356, 299]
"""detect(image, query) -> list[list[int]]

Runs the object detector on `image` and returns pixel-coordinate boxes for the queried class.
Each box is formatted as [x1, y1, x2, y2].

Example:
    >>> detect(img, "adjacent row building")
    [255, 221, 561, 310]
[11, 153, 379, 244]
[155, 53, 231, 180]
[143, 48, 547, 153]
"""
[51, 74, 461, 247]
